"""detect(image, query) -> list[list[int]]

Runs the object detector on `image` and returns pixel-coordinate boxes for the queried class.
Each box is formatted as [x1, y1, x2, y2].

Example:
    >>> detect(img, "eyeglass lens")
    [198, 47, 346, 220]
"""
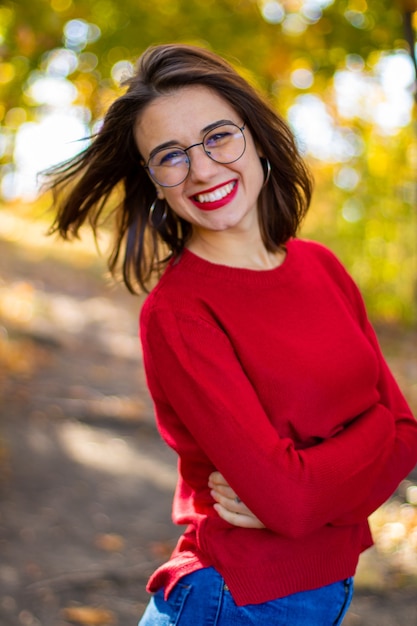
[148, 123, 246, 187]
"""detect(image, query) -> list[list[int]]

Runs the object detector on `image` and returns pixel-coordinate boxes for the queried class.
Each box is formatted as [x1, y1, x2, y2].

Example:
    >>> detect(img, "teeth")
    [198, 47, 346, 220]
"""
[195, 182, 235, 203]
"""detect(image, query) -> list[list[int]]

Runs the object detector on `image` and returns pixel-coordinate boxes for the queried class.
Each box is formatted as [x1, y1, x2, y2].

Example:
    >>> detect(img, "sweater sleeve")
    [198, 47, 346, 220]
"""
[325, 262, 417, 525]
[330, 325, 417, 525]
[140, 303, 406, 539]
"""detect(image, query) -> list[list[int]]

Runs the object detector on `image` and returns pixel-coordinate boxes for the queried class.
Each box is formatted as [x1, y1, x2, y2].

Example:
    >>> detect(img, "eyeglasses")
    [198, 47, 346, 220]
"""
[145, 122, 246, 188]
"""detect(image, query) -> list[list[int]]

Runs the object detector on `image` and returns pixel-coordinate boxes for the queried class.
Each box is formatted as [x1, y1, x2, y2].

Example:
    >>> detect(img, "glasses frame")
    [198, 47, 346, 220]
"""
[144, 122, 246, 188]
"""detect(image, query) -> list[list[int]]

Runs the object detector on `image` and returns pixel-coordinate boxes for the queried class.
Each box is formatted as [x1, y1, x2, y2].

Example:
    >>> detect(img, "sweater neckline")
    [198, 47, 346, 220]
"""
[171, 239, 296, 287]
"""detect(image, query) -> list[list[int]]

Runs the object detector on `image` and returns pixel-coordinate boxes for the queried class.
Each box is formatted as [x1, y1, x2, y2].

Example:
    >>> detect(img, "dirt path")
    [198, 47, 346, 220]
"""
[0, 213, 416, 625]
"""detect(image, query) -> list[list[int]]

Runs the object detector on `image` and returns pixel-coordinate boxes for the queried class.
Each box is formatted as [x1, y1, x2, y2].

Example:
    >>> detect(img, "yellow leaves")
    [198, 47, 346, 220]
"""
[50, 0, 73, 12]
[0, 6, 14, 39]
[153, 0, 180, 16]
[367, 144, 390, 178]
[348, 0, 368, 11]
[61, 606, 116, 625]
[4, 107, 27, 128]
[0, 331, 36, 377]
[89, 1, 120, 28]
[0, 63, 16, 85]
[74, 75, 97, 106]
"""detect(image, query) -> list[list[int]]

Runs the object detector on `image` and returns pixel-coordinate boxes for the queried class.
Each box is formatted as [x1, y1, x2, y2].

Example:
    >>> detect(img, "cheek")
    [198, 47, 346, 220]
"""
[243, 140, 264, 182]
[162, 191, 187, 216]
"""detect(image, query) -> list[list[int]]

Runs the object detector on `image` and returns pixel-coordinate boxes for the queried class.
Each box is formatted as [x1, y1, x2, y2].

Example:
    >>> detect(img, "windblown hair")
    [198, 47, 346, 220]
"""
[46, 43, 313, 292]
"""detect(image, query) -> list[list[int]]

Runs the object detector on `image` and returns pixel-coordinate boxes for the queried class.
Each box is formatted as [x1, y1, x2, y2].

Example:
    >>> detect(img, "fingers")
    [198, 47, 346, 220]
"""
[213, 503, 265, 529]
[208, 471, 227, 488]
[208, 472, 239, 501]
[209, 472, 256, 516]
[210, 483, 237, 501]
[210, 487, 265, 527]
[208, 471, 266, 529]
[210, 487, 243, 514]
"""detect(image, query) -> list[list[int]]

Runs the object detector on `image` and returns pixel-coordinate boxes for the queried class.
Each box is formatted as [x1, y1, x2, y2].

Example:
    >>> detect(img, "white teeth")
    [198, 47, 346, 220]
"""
[195, 182, 235, 203]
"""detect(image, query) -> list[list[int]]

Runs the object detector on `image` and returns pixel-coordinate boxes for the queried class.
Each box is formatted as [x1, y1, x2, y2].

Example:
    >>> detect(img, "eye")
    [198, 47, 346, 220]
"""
[154, 149, 187, 167]
[205, 130, 233, 149]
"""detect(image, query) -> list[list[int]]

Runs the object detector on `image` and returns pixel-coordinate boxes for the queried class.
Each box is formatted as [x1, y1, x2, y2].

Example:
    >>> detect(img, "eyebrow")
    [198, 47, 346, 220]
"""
[148, 119, 236, 159]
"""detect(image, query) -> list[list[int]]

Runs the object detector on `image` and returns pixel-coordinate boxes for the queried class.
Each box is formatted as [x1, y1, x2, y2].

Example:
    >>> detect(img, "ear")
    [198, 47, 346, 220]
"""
[251, 132, 263, 157]
[156, 187, 165, 200]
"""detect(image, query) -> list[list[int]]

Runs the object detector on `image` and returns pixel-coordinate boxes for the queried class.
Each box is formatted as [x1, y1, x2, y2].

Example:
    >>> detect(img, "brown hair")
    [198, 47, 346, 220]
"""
[46, 43, 313, 292]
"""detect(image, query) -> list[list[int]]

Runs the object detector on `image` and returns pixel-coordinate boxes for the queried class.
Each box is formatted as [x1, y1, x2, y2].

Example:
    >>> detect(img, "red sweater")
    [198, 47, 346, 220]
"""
[139, 239, 417, 606]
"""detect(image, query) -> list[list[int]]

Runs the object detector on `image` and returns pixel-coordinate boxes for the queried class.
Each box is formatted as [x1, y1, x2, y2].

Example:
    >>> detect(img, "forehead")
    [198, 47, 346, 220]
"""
[134, 85, 238, 153]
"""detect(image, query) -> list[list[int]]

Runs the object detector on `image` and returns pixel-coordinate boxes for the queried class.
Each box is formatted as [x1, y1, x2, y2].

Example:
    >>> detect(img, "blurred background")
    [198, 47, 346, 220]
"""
[0, 1, 416, 625]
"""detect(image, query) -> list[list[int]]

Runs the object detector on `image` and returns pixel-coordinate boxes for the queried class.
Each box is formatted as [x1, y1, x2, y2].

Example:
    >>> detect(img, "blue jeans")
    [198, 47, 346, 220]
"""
[138, 566, 354, 625]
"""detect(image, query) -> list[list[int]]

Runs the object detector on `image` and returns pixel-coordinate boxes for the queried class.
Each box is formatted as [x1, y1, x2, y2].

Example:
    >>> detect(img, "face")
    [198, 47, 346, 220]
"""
[134, 86, 265, 242]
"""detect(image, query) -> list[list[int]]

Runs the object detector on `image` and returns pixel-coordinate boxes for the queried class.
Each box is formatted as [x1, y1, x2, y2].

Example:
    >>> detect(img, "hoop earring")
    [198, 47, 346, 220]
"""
[149, 198, 168, 229]
[261, 158, 271, 188]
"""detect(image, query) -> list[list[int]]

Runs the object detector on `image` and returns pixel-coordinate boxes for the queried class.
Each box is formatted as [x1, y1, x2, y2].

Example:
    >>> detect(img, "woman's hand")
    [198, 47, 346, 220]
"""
[208, 471, 266, 529]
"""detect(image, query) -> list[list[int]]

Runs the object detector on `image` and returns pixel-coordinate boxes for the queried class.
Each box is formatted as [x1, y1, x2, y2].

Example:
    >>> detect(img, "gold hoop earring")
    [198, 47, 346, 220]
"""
[261, 158, 271, 188]
[149, 198, 168, 229]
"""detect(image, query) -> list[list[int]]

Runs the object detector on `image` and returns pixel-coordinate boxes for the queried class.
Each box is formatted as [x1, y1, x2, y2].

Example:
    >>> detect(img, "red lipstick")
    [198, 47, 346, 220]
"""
[190, 180, 238, 212]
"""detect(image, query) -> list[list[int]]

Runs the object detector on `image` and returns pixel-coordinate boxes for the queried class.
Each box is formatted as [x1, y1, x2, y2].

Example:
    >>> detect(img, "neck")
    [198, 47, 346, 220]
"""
[187, 229, 284, 270]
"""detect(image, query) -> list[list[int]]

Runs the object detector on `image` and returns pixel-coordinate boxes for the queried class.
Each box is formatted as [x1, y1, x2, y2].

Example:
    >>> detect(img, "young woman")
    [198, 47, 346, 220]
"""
[47, 44, 417, 625]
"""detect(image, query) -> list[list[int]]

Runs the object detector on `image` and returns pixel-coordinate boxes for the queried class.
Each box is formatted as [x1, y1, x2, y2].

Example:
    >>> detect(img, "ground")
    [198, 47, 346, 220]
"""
[0, 207, 416, 626]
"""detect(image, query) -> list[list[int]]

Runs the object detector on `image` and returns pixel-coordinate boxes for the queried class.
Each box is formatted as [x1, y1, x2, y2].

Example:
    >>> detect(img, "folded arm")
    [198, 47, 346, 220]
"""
[207, 269, 417, 531]
[326, 259, 417, 525]
[328, 320, 417, 525]
[140, 306, 414, 538]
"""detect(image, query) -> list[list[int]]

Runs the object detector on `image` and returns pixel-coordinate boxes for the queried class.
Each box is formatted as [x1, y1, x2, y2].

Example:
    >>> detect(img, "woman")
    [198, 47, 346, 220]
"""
[47, 44, 417, 625]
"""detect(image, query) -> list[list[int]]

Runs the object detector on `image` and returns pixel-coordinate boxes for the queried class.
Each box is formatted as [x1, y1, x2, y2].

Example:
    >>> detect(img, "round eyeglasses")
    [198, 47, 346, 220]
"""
[145, 122, 246, 188]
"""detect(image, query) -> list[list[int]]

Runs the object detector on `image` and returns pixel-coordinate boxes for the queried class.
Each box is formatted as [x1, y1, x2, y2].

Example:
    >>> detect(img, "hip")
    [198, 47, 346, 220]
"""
[139, 566, 354, 626]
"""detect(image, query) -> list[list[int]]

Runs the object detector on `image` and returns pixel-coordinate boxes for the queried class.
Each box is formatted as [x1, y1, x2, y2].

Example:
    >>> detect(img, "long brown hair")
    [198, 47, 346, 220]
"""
[46, 43, 313, 293]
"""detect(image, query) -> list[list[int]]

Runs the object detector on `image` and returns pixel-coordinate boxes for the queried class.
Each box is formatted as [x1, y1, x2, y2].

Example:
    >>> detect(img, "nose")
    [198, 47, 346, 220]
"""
[186, 143, 219, 182]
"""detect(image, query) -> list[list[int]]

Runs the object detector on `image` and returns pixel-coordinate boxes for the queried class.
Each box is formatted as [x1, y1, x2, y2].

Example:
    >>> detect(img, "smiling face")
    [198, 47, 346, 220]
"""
[134, 86, 265, 245]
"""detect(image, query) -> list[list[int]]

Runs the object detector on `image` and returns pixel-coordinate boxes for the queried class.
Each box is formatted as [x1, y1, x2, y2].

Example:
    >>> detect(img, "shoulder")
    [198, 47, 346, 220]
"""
[140, 256, 219, 338]
[289, 238, 341, 263]
[289, 238, 363, 304]
[290, 238, 367, 321]
[141, 257, 197, 316]
[289, 238, 351, 279]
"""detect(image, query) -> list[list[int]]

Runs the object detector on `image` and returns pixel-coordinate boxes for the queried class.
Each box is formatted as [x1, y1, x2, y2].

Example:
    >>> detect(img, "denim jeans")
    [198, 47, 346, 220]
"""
[138, 566, 354, 625]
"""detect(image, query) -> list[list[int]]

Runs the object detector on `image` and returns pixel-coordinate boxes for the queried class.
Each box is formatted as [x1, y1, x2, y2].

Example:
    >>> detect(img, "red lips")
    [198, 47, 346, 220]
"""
[190, 180, 238, 211]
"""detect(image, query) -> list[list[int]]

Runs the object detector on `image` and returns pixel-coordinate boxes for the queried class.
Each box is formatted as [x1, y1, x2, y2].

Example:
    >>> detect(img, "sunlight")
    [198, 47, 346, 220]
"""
[2, 112, 89, 200]
[289, 50, 414, 160]
[111, 60, 134, 84]
[58, 420, 176, 490]
[0, 206, 105, 257]
[290, 68, 314, 89]
[333, 51, 414, 134]
[288, 94, 363, 161]
[63, 18, 101, 50]
[1, 16, 100, 200]
[259, 0, 334, 25]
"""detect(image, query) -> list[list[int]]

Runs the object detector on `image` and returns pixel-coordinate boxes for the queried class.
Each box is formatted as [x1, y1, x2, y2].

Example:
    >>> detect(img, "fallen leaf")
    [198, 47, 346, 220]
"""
[61, 606, 116, 625]
[94, 533, 125, 552]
